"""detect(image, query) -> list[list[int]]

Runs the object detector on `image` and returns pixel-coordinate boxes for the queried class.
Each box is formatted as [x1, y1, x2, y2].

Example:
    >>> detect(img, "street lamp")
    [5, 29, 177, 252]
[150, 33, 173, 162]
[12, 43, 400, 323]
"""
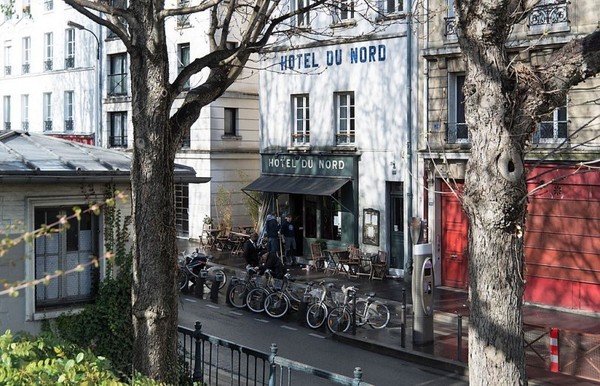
[67, 21, 102, 146]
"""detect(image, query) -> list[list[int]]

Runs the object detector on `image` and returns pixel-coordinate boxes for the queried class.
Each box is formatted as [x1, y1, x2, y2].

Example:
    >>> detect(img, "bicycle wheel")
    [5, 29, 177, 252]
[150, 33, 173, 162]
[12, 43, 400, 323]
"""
[228, 283, 248, 309]
[264, 292, 290, 318]
[367, 302, 390, 329]
[204, 269, 228, 290]
[327, 307, 351, 333]
[177, 269, 189, 291]
[246, 288, 268, 313]
[353, 300, 368, 327]
[306, 302, 328, 329]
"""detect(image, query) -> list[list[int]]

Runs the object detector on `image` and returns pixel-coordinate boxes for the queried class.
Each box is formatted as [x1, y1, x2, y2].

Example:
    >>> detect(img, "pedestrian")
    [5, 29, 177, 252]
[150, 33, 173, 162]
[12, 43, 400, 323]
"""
[241, 232, 261, 267]
[257, 251, 287, 280]
[264, 212, 280, 254]
[280, 214, 297, 266]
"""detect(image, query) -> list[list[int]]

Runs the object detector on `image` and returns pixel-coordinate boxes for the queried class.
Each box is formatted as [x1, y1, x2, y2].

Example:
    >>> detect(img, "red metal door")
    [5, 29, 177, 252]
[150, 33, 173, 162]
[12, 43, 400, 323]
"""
[441, 183, 468, 289]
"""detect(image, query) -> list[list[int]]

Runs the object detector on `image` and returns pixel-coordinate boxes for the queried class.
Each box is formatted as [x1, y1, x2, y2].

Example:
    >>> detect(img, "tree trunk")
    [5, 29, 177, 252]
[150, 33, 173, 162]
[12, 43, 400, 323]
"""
[128, 19, 180, 383]
[461, 41, 528, 385]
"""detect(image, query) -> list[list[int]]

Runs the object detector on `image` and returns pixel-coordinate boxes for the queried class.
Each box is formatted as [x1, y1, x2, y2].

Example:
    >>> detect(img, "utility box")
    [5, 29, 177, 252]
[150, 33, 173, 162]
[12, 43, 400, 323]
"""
[412, 243, 434, 345]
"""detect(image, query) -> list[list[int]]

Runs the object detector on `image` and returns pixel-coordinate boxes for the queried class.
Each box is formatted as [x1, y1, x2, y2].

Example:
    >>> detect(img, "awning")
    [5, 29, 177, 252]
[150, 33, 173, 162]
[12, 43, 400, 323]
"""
[243, 175, 351, 196]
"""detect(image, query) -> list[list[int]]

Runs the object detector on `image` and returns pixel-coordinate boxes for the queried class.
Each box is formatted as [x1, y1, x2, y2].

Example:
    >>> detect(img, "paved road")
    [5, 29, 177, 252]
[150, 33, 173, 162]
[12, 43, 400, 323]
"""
[178, 294, 467, 386]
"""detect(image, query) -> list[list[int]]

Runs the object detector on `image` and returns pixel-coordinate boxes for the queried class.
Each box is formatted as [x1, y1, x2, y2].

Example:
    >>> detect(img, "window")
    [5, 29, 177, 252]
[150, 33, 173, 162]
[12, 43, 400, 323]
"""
[335, 92, 355, 145]
[4, 41, 11, 75]
[177, 0, 191, 28]
[177, 43, 190, 91]
[293, 0, 311, 27]
[64, 91, 74, 131]
[224, 107, 237, 136]
[534, 104, 568, 143]
[107, 0, 128, 38]
[334, 0, 354, 23]
[175, 183, 189, 237]
[34, 206, 99, 310]
[304, 194, 342, 241]
[108, 53, 128, 96]
[43, 0, 53, 11]
[65, 28, 75, 69]
[447, 73, 469, 143]
[22, 37, 31, 74]
[43, 92, 52, 131]
[21, 94, 29, 131]
[44, 32, 53, 71]
[381, 0, 403, 14]
[109, 112, 127, 147]
[292, 94, 310, 145]
[3, 95, 10, 130]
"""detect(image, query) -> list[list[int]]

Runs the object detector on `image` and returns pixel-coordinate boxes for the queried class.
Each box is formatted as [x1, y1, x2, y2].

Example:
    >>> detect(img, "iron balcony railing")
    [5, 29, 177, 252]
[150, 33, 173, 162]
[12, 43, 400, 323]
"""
[22, 63, 30, 74]
[178, 321, 374, 385]
[65, 57, 75, 69]
[528, 1, 568, 28]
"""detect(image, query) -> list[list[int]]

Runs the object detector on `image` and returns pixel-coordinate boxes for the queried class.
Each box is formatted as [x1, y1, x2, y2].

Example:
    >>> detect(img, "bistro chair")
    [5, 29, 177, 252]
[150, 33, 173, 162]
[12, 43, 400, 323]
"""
[370, 250, 388, 280]
[310, 243, 327, 271]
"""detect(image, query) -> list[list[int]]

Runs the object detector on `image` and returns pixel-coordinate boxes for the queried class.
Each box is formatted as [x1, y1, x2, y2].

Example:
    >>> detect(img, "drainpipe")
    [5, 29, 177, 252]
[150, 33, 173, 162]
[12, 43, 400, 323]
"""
[405, 1, 415, 279]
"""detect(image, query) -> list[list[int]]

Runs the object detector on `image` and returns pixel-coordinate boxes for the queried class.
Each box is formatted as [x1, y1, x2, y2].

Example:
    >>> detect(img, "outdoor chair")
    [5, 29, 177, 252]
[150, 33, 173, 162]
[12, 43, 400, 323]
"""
[370, 250, 388, 280]
[309, 243, 327, 271]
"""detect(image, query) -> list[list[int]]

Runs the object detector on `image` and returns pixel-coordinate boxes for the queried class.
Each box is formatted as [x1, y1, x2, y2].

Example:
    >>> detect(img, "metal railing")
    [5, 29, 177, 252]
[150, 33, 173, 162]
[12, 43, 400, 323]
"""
[178, 321, 374, 385]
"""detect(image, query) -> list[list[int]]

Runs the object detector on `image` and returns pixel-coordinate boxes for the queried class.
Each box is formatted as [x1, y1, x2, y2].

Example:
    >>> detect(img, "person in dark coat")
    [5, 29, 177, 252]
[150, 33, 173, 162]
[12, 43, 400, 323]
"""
[264, 213, 280, 253]
[257, 251, 287, 280]
[280, 214, 297, 266]
[241, 232, 261, 266]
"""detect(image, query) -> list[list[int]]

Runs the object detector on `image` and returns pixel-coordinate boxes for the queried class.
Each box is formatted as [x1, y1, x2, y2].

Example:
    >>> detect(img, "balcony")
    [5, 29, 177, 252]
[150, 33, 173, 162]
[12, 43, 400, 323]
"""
[22, 63, 30, 74]
[335, 131, 355, 145]
[44, 60, 53, 71]
[177, 14, 191, 28]
[44, 120, 53, 131]
[109, 136, 128, 148]
[4, 66, 10, 75]
[65, 57, 75, 69]
[44, 0, 53, 11]
[107, 74, 127, 96]
[528, 1, 569, 34]
[444, 17, 458, 42]
[64, 119, 74, 131]
[4, 122, 10, 130]
[21, 121, 29, 131]
[447, 122, 470, 144]
[292, 133, 310, 146]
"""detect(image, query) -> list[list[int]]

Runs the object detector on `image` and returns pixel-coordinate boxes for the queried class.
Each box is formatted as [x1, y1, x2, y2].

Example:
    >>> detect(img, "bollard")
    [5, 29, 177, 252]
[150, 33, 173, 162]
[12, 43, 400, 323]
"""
[192, 321, 203, 382]
[268, 343, 278, 386]
[401, 288, 407, 348]
[298, 293, 311, 326]
[195, 269, 208, 299]
[225, 277, 238, 306]
[352, 367, 363, 386]
[210, 271, 224, 303]
[457, 314, 463, 362]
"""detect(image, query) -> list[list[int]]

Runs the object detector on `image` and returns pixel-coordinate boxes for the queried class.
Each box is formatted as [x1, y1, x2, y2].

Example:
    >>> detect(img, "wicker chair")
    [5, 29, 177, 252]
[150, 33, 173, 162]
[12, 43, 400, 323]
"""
[370, 250, 388, 280]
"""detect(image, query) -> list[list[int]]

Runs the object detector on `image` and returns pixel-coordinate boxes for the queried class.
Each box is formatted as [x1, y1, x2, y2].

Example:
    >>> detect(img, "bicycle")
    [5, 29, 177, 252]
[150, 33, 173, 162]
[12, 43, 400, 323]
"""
[264, 275, 318, 318]
[305, 281, 338, 329]
[354, 292, 390, 329]
[245, 270, 275, 313]
[227, 265, 259, 309]
[177, 249, 228, 292]
[326, 285, 358, 333]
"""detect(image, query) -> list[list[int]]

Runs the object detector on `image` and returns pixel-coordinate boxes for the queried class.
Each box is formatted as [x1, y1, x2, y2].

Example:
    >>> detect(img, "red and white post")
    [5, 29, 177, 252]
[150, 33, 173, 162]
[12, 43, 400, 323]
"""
[550, 328, 559, 372]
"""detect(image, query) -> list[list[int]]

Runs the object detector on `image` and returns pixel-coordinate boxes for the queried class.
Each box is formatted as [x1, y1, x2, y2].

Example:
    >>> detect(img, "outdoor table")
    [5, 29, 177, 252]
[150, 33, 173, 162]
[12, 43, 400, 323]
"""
[229, 231, 251, 254]
[203, 229, 221, 250]
[327, 247, 351, 276]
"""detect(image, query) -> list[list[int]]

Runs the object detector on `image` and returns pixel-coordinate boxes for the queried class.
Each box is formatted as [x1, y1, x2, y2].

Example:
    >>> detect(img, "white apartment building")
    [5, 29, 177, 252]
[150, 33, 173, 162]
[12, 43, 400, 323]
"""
[0, 0, 261, 244]
[249, 0, 421, 276]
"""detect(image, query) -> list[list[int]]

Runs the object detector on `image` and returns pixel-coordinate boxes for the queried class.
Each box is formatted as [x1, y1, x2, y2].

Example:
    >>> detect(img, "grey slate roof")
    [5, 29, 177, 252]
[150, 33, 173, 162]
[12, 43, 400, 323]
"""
[0, 130, 209, 184]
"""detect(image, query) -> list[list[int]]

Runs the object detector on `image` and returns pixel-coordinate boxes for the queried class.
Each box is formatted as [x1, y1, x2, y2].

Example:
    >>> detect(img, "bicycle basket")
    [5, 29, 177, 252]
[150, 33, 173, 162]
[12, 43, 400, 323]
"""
[333, 291, 345, 305]
[272, 278, 284, 290]
[309, 288, 323, 299]
[254, 275, 265, 287]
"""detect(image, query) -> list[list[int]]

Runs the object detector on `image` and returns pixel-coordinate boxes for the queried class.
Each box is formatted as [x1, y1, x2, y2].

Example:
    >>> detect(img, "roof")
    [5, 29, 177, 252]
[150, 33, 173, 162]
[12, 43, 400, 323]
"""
[0, 130, 210, 184]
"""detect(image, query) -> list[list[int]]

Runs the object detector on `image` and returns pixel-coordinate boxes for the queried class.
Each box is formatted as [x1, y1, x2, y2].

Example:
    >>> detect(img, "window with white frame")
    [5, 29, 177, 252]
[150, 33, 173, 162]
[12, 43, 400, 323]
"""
[534, 103, 568, 143]
[3, 95, 10, 130]
[34, 206, 99, 310]
[64, 91, 74, 131]
[224, 108, 237, 136]
[292, 94, 310, 145]
[380, 0, 403, 14]
[335, 92, 355, 145]
[4, 41, 11, 75]
[21, 94, 29, 131]
[65, 28, 75, 69]
[177, 0, 191, 28]
[293, 0, 311, 27]
[109, 111, 127, 147]
[175, 183, 189, 237]
[43, 92, 52, 131]
[447, 73, 469, 144]
[22, 37, 31, 74]
[177, 43, 190, 91]
[43, 0, 53, 11]
[108, 53, 128, 96]
[44, 32, 53, 71]
[333, 0, 354, 23]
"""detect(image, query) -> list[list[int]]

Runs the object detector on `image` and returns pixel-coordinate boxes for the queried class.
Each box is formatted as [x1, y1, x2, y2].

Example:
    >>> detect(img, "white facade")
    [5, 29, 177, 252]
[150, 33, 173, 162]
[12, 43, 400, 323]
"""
[257, 1, 420, 274]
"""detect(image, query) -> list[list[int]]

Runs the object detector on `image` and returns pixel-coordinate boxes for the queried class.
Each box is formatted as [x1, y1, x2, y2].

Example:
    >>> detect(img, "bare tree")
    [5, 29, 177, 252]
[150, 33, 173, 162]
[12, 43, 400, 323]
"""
[453, 0, 600, 384]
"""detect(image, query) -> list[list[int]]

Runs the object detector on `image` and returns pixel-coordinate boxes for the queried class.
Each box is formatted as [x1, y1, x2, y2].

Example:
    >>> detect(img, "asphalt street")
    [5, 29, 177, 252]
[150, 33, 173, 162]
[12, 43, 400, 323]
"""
[178, 293, 468, 386]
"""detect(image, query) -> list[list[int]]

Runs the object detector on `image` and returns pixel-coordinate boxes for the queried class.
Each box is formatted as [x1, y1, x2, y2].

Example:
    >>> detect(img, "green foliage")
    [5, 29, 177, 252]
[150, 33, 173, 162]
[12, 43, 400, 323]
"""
[47, 187, 134, 379]
[215, 185, 232, 229]
[0, 330, 122, 385]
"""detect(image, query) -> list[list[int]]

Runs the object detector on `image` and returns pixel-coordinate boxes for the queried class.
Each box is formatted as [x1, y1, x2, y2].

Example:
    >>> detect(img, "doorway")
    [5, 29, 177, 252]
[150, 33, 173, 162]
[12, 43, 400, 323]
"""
[388, 183, 404, 270]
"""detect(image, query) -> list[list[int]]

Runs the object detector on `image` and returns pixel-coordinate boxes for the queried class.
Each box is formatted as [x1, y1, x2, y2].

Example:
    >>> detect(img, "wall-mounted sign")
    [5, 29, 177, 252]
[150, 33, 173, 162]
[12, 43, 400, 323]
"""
[363, 208, 379, 246]
[277, 44, 387, 72]
[262, 154, 355, 177]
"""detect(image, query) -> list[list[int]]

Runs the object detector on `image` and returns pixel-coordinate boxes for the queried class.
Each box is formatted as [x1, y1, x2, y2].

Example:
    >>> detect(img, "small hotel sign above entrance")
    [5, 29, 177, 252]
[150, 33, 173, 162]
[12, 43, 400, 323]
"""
[262, 154, 355, 178]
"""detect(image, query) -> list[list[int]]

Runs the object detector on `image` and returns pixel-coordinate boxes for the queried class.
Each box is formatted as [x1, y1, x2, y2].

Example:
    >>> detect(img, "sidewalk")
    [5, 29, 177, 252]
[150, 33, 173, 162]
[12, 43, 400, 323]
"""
[204, 249, 600, 385]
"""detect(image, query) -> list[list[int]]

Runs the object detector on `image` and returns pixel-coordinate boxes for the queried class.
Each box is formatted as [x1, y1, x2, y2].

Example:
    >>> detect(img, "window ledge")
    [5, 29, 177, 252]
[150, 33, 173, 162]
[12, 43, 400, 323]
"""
[332, 145, 357, 152]
[32, 306, 85, 321]
[287, 145, 311, 151]
[221, 135, 242, 141]
[375, 12, 406, 23]
[330, 19, 357, 29]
